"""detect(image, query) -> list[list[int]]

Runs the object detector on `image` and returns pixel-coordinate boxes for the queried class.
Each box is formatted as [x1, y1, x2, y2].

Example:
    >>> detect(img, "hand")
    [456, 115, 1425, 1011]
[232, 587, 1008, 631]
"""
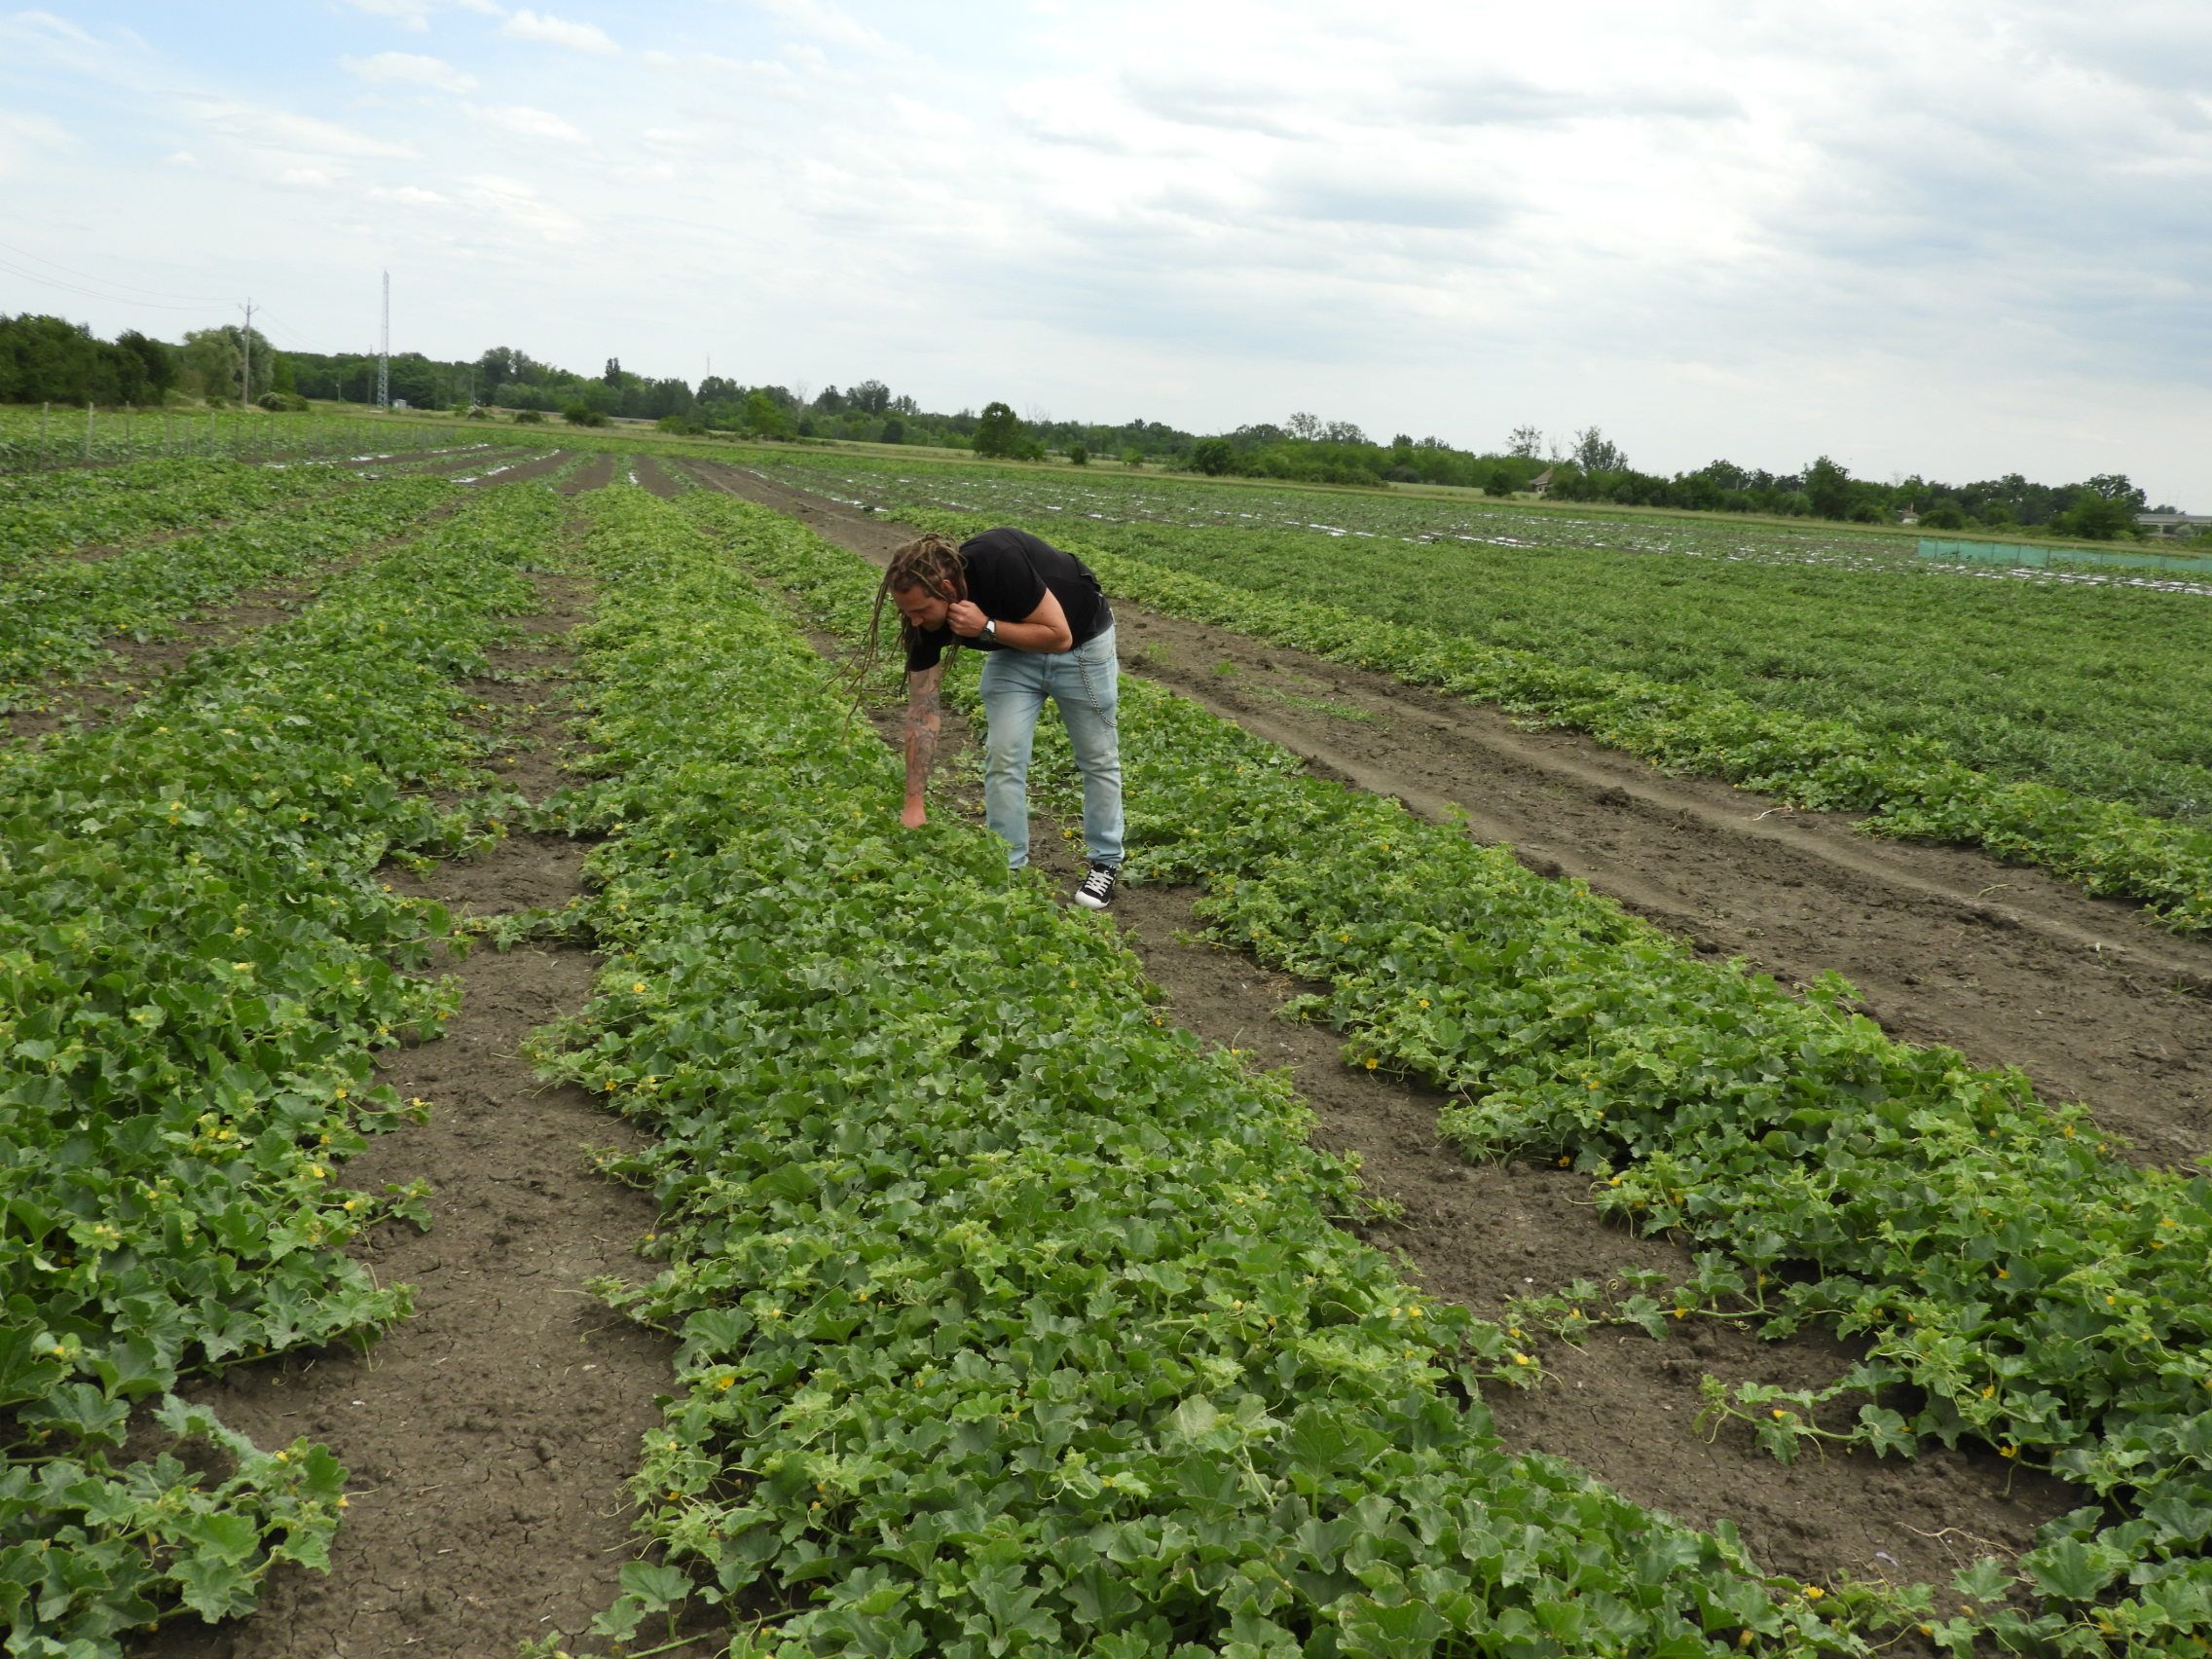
[946, 600, 987, 639]
[900, 799, 927, 830]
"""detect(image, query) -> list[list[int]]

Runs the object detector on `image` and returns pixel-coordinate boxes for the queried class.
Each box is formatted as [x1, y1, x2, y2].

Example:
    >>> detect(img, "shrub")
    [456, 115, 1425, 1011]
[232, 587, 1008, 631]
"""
[563, 403, 608, 427]
[1067, 444, 1088, 466]
[512, 409, 545, 424]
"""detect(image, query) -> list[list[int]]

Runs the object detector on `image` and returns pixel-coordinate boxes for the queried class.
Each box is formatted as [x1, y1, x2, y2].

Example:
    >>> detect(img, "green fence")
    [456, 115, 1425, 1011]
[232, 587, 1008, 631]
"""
[1918, 536, 2212, 575]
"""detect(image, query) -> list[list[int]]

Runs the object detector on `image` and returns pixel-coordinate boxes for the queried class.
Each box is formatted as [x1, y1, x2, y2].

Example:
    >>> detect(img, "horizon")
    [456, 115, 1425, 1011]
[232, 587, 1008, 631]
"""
[3, 2, 2207, 505]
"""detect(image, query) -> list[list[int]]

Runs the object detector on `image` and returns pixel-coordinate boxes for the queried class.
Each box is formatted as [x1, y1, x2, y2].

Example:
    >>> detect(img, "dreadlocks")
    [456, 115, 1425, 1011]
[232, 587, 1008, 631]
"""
[850, 533, 968, 687]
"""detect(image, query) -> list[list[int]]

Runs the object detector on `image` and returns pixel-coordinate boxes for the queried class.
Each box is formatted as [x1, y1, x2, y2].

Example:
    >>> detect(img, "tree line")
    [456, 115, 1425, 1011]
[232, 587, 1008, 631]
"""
[0, 313, 2182, 535]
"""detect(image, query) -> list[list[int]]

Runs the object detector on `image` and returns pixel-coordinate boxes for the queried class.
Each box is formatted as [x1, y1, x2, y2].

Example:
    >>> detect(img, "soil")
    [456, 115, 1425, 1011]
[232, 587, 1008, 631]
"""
[683, 457, 2210, 1610]
[478, 448, 579, 488]
[631, 457, 685, 499]
[555, 453, 616, 496]
[141, 527, 676, 1659]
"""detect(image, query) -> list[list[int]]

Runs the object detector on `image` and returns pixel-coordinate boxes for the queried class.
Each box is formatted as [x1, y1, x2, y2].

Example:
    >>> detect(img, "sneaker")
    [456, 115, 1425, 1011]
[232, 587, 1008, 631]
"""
[1074, 863, 1120, 909]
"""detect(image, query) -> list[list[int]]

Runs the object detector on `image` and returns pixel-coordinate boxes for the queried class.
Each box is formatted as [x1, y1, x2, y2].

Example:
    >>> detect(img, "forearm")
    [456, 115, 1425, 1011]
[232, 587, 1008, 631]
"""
[903, 708, 940, 800]
[903, 670, 943, 802]
[991, 617, 1074, 653]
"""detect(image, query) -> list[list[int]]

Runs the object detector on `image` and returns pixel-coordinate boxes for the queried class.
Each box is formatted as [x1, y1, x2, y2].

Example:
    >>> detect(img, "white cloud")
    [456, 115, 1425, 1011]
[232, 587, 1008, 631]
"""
[458, 173, 583, 240]
[754, 0, 897, 56]
[339, 0, 506, 28]
[0, 110, 69, 176]
[369, 184, 452, 205]
[162, 149, 198, 167]
[471, 103, 588, 143]
[341, 52, 479, 92]
[279, 166, 336, 189]
[185, 99, 419, 161]
[502, 9, 616, 53]
[341, 0, 433, 32]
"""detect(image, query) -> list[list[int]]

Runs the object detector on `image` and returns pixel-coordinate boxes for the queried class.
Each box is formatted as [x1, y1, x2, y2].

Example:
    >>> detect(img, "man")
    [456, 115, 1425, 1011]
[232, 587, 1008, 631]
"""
[869, 528, 1124, 908]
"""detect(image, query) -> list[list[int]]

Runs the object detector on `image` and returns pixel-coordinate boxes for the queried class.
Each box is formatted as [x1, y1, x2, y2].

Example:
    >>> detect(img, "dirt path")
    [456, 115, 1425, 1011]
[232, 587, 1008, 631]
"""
[151, 517, 672, 1659]
[689, 459, 2212, 1167]
[477, 448, 573, 487]
[632, 456, 684, 498]
[556, 453, 616, 496]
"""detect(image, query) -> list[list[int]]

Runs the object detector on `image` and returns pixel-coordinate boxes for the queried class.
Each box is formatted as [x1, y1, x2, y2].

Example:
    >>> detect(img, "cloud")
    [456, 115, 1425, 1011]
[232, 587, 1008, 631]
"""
[370, 183, 453, 205]
[458, 173, 583, 240]
[502, 9, 617, 53]
[753, 0, 898, 56]
[340, 0, 433, 31]
[185, 99, 419, 161]
[470, 103, 589, 142]
[162, 149, 198, 166]
[279, 166, 337, 189]
[341, 52, 479, 92]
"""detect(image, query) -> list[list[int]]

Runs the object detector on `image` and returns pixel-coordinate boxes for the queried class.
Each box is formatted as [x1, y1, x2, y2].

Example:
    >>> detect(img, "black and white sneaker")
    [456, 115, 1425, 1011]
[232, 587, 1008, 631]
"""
[1074, 864, 1120, 909]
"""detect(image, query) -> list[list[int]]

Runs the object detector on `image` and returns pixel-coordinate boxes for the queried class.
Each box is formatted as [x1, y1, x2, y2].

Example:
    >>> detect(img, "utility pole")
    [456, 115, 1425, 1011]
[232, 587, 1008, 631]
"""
[239, 299, 256, 404]
[378, 271, 390, 413]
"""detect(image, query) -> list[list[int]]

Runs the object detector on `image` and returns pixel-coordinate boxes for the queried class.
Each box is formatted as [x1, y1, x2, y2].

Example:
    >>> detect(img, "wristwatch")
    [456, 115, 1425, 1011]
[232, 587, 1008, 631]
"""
[982, 617, 998, 642]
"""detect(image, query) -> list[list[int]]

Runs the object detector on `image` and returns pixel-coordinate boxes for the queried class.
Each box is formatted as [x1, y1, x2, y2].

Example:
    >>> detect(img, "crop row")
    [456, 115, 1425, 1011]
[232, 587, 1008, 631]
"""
[522, 485, 1865, 1656]
[0, 458, 353, 571]
[719, 449, 2212, 830]
[687, 491, 2212, 1655]
[864, 503, 2210, 932]
[0, 482, 566, 1654]
[0, 474, 459, 714]
[0, 408, 468, 476]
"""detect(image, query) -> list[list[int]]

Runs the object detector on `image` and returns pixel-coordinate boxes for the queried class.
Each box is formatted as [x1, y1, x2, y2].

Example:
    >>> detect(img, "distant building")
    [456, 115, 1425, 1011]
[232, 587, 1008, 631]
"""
[2135, 512, 2210, 538]
[1898, 507, 1921, 526]
[1528, 465, 1555, 496]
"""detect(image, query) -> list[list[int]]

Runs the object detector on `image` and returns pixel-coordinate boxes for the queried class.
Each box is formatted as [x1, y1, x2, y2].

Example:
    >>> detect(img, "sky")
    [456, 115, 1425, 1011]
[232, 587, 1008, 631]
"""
[2, 1, 2208, 505]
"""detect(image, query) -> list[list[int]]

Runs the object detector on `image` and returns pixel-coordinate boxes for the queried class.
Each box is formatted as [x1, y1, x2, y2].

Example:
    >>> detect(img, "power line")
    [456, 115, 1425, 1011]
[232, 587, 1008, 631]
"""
[0, 237, 236, 304]
[0, 257, 231, 313]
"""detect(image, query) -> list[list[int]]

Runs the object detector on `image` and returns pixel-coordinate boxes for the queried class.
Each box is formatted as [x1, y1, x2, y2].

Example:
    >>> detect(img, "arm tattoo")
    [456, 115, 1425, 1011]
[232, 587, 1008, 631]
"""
[903, 673, 942, 795]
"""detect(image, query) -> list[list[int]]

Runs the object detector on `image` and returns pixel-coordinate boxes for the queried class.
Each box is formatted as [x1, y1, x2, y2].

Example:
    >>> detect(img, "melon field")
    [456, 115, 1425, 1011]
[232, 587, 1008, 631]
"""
[3, 443, 2209, 1659]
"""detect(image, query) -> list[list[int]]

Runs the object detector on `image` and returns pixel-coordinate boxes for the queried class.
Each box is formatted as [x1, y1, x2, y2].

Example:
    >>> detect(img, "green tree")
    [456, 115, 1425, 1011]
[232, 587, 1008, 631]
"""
[972, 400, 1026, 459]
[1572, 426, 1628, 473]
[742, 389, 792, 438]
[2056, 491, 2137, 540]
[115, 330, 175, 402]
[1191, 437, 1234, 475]
[1803, 455, 1853, 519]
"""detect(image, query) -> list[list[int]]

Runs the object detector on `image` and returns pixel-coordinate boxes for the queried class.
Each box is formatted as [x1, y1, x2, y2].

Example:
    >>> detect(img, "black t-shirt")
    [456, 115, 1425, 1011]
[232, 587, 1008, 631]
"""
[903, 527, 1112, 672]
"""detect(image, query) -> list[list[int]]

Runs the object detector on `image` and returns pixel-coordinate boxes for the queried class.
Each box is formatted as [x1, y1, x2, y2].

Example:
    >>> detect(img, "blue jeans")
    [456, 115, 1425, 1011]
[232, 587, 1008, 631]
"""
[977, 625, 1123, 870]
